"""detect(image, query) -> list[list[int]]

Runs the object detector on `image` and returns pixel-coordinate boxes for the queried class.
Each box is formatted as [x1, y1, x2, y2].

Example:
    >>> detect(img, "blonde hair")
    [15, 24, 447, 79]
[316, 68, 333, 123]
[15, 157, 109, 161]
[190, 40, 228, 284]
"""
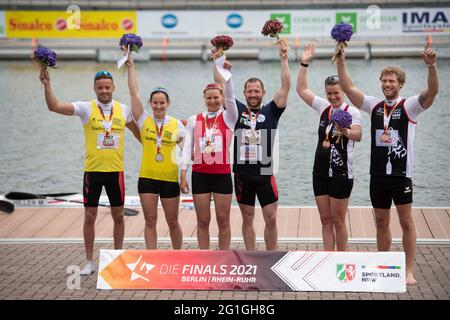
[379, 66, 406, 87]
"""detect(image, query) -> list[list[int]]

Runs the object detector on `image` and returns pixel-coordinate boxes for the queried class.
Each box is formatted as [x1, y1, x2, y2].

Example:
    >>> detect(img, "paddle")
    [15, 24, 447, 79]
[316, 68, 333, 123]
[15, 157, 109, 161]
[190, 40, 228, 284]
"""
[4, 192, 78, 199]
[5, 192, 139, 216]
[0, 200, 14, 214]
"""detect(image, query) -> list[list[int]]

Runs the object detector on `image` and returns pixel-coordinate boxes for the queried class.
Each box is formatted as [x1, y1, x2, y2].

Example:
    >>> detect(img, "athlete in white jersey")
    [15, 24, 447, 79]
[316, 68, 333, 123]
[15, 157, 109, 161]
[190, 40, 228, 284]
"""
[336, 40, 439, 285]
[297, 43, 362, 252]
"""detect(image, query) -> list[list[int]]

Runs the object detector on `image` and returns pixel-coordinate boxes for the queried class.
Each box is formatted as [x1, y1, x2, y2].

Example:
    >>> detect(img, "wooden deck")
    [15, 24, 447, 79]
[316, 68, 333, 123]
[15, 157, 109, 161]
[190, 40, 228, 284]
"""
[1, 206, 449, 243]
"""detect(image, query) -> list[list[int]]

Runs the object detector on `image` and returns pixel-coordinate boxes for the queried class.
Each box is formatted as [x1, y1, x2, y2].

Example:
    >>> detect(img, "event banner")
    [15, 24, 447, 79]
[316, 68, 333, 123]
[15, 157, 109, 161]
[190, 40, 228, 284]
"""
[137, 7, 450, 39]
[97, 250, 406, 292]
[5, 11, 136, 38]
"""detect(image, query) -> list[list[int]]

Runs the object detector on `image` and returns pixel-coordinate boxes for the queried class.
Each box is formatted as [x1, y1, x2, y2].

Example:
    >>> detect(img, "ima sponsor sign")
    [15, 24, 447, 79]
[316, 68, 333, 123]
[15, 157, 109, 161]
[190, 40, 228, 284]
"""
[97, 250, 406, 292]
[6, 11, 136, 38]
[402, 8, 450, 33]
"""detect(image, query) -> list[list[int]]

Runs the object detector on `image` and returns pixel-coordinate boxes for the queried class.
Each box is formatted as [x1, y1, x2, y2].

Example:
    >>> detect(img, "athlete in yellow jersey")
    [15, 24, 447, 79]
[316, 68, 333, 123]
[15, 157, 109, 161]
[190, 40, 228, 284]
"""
[125, 51, 185, 250]
[39, 67, 141, 276]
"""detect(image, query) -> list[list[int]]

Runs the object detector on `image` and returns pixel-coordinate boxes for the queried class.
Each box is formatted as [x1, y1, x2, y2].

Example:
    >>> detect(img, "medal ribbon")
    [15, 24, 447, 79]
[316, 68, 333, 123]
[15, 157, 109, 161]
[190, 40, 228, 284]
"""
[98, 104, 114, 135]
[154, 118, 165, 155]
[246, 107, 259, 134]
[204, 112, 220, 147]
[383, 99, 401, 133]
[324, 106, 335, 142]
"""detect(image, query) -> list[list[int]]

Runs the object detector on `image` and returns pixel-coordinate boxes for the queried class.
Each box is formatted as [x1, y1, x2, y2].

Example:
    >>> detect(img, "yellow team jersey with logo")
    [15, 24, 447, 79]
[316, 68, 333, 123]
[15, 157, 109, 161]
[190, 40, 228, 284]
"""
[140, 116, 180, 182]
[84, 100, 126, 172]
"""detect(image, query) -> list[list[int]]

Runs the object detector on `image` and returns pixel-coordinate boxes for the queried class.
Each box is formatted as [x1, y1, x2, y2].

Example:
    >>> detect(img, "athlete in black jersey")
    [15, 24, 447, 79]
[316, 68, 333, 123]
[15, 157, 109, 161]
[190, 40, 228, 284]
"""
[214, 41, 291, 251]
[336, 40, 439, 285]
[297, 43, 362, 252]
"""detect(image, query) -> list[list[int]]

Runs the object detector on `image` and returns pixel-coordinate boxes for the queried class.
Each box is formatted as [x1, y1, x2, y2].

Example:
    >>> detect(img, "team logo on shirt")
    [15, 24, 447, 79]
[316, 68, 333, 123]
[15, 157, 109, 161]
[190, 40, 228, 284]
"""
[257, 114, 266, 122]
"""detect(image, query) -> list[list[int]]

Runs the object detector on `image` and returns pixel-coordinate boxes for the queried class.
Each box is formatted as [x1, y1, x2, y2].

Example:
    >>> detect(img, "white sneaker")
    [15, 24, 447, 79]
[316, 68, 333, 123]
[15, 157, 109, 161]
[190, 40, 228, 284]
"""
[80, 261, 96, 276]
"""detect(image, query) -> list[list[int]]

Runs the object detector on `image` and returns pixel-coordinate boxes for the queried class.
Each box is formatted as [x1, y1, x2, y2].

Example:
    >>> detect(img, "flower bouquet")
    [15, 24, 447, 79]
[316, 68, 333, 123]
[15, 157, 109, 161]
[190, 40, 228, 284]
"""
[118, 33, 143, 70]
[331, 109, 352, 145]
[119, 33, 143, 53]
[330, 22, 353, 64]
[261, 19, 287, 45]
[34, 46, 57, 69]
[210, 35, 234, 60]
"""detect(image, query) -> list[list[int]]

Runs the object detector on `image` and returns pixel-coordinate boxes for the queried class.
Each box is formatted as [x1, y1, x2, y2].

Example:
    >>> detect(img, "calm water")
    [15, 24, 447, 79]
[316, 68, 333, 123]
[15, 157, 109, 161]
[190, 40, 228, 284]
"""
[0, 59, 449, 206]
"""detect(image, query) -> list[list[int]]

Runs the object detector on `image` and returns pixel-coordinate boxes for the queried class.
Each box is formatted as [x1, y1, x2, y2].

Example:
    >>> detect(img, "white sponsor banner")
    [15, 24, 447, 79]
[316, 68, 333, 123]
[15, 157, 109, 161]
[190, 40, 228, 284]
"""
[0, 11, 5, 38]
[272, 251, 406, 292]
[137, 11, 203, 38]
[202, 11, 267, 38]
[137, 8, 450, 39]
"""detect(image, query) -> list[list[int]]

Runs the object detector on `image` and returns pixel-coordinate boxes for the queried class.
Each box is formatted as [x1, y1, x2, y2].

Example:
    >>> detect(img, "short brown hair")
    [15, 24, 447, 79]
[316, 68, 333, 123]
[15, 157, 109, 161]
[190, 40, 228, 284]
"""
[244, 78, 265, 91]
[379, 66, 406, 87]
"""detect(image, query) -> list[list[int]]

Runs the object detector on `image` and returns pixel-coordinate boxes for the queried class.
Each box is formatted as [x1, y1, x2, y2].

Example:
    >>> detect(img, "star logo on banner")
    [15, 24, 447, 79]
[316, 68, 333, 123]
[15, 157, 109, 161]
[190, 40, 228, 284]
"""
[126, 255, 155, 282]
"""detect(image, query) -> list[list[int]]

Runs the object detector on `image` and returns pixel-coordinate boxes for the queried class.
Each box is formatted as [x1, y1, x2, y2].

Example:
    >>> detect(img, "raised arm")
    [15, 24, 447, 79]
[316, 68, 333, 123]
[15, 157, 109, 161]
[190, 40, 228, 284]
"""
[296, 43, 316, 107]
[418, 47, 439, 109]
[273, 41, 291, 108]
[335, 45, 365, 108]
[39, 67, 75, 115]
[212, 47, 226, 91]
[125, 52, 144, 121]
[216, 59, 238, 128]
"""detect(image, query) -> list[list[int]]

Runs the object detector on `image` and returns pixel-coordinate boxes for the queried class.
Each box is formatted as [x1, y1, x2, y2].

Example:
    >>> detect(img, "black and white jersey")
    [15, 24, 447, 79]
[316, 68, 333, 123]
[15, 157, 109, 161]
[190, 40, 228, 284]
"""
[362, 95, 426, 178]
[311, 96, 362, 179]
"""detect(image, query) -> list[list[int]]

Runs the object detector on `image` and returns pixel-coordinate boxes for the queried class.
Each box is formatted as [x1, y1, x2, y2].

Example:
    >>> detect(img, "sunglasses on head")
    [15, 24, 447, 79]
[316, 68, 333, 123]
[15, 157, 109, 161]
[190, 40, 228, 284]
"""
[325, 75, 339, 85]
[94, 70, 113, 80]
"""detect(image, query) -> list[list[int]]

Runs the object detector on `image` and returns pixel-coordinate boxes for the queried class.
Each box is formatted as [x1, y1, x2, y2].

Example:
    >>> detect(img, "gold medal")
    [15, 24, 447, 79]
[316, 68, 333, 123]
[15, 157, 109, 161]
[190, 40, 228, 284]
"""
[204, 144, 214, 154]
[322, 139, 331, 149]
[380, 132, 391, 143]
[155, 153, 164, 162]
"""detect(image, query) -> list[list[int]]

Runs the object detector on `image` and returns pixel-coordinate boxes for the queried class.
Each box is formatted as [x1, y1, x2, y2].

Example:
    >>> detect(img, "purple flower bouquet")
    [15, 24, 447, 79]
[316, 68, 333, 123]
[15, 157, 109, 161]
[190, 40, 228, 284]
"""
[210, 35, 234, 59]
[330, 22, 353, 64]
[34, 46, 57, 69]
[332, 109, 352, 144]
[119, 33, 143, 53]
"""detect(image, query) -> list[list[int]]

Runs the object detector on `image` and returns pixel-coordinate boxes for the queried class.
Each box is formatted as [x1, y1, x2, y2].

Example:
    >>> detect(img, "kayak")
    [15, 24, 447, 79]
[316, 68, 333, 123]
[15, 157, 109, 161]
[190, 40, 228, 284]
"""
[0, 194, 195, 209]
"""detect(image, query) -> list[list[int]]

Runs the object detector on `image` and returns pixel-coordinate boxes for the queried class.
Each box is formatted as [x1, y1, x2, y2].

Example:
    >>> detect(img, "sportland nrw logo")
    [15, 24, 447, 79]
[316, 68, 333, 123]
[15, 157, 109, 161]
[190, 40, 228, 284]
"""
[336, 264, 356, 282]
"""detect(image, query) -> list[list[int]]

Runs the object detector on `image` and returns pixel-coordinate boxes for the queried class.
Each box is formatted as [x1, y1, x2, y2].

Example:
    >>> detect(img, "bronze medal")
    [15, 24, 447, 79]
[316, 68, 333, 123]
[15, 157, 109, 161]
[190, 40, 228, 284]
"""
[249, 134, 258, 145]
[380, 132, 391, 143]
[322, 139, 331, 149]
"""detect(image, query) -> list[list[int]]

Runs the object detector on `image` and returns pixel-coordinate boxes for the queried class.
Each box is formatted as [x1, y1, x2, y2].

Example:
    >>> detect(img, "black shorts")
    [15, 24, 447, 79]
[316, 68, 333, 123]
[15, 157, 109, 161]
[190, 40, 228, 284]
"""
[234, 173, 278, 208]
[138, 178, 180, 198]
[83, 171, 125, 207]
[370, 175, 413, 209]
[313, 175, 354, 199]
[192, 172, 233, 195]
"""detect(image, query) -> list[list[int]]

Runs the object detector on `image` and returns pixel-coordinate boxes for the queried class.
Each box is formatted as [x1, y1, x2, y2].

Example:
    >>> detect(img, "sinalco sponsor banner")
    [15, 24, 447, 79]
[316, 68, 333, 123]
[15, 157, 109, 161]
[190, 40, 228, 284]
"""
[97, 250, 406, 292]
[6, 11, 136, 38]
[0, 11, 5, 38]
